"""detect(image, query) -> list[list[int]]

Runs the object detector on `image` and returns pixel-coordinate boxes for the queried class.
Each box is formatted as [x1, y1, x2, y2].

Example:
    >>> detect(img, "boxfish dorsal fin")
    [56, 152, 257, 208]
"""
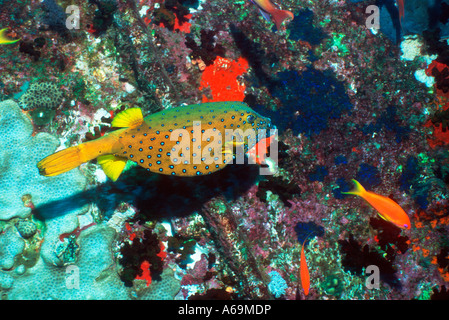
[97, 154, 128, 181]
[111, 108, 144, 128]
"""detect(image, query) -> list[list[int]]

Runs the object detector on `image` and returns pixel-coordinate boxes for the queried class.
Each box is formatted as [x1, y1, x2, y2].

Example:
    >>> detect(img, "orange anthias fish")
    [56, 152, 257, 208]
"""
[250, 0, 294, 30]
[37, 102, 272, 181]
[342, 179, 411, 229]
[0, 28, 20, 45]
[246, 134, 275, 165]
[300, 237, 310, 296]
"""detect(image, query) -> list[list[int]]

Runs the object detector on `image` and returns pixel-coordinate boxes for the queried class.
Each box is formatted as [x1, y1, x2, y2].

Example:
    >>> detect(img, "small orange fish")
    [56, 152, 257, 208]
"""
[246, 134, 275, 165]
[342, 179, 411, 229]
[300, 237, 310, 296]
[0, 28, 20, 45]
[250, 0, 294, 30]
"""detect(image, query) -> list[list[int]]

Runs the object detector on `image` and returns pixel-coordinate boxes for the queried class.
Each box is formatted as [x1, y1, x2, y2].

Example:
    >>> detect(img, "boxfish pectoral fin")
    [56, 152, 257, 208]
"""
[221, 140, 245, 163]
[376, 212, 390, 222]
[97, 154, 128, 181]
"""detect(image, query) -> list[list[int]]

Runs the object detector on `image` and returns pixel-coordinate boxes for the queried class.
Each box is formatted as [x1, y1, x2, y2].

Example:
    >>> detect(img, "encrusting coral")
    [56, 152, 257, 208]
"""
[0, 100, 181, 299]
[17, 82, 63, 111]
[0, 99, 90, 270]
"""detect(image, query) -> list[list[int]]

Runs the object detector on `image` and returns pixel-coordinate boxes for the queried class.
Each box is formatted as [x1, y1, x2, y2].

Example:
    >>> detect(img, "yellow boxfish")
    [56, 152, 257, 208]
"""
[37, 101, 273, 181]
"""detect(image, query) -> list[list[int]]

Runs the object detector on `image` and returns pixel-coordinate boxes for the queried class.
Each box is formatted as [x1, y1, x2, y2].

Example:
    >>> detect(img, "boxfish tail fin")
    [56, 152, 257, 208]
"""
[270, 9, 294, 30]
[37, 134, 120, 177]
[341, 179, 366, 196]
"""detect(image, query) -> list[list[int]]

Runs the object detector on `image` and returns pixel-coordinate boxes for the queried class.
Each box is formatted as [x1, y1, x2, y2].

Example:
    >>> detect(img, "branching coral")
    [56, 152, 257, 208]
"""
[267, 270, 288, 298]
[0, 0, 447, 301]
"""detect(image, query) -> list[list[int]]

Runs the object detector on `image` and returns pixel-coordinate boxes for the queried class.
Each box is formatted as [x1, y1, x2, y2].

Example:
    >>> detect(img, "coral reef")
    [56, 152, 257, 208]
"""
[186, 30, 226, 66]
[267, 270, 288, 298]
[15, 220, 38, 239]
[250, 69, 353, 137]
[338, 234, 401, 289]
[0, 226, 25, 270]
[0, 100, 85, 222]
[40, 0, 72, 39]
[119, 228, 165, 287]
[18, 82, 63, 111]
[1, 0, 449, 303]
[0, 100, 179, 299]
[256, 175, 301, 207]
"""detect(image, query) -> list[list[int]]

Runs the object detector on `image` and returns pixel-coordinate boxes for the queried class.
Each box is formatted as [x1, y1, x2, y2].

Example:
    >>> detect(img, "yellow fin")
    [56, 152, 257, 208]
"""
[0, 28, 20, 45]
[221, 140, 244, 163]
[341, 179, 366, 196]
[97, 155, 127, 182]
[377, 212, 389, 222]
[221, 140, 244, 154]
[111, 108, 143, 128]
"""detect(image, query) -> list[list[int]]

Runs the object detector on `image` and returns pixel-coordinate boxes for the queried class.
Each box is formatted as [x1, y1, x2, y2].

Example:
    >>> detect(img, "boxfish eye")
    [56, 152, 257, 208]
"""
[246, 114, 255, 123]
